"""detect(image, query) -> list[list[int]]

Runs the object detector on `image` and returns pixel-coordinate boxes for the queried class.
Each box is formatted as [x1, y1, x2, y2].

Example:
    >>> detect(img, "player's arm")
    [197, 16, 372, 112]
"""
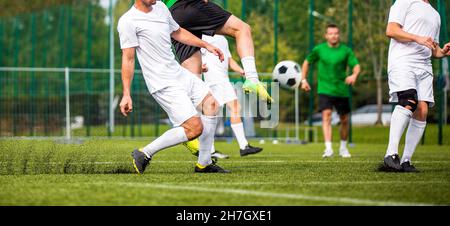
[229, 57, 245, 76]
[300, 60, 311, 92]
[345, 64, 361, 86]
[171, 28, 224, 62]
[119, 47, 135, 117]
[432, 42, 450, 58]
[386, 22, 436, 50]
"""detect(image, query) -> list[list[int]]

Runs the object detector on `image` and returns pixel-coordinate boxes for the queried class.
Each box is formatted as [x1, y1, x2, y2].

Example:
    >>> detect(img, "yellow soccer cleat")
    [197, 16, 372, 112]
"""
[183, 139, 199, 157]
[242, 80, 274, 104]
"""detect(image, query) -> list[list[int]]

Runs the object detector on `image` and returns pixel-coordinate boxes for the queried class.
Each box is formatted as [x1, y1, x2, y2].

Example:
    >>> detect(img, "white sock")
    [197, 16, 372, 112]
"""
[325, 141, 332, 150]
[231, 123, 249, 150]
[386, 106, 413, 157]
[198, 115, 217, 167]
[401, 119, 426, 163]
[241, 56, 259, 83]
[210, 137, 216, 154]
[340, 140, 347, 150]
[142, 126, 188, 158]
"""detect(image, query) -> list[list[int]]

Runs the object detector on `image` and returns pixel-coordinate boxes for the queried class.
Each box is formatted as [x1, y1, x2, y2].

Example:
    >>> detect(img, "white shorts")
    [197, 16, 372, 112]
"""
[209, 82, 238, 107]
[388, 68, 434, 107]
[152, 69, 210, 127]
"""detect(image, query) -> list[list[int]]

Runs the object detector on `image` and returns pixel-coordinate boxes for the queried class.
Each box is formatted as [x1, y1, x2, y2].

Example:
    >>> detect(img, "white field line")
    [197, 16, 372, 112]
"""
[90, 182, 437, 206]
[153, 181, 450, 186]
[2, 160, 450, 164]
[0, 160, 288, 165]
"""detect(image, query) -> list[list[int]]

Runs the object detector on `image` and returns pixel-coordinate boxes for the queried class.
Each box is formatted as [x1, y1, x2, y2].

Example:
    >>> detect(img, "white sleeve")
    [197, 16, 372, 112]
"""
[117, 17, 139, 49]
[435, 18, 441, 43]
[159, 2, 180, 33]
[388, 0, 410, 26]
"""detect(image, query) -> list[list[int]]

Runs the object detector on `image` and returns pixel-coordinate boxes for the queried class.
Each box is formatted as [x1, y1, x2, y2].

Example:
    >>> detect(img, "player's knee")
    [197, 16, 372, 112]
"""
[415, 102, 429, 120]
[202, 94, 219, 115]
[340, 115, 349, 124]
[183, 117, 203, 140]
[240, 22, 252, 35]
[397, 89, 418, 113]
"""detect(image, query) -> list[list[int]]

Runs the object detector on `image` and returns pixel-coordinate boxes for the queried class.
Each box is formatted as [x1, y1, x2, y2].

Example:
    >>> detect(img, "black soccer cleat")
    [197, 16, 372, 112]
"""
[131, 149, 151, 174]
[195, 164, 231, 173]
[401, 161, 418, 173]
[383, 154, 402, 171]
[240, 144, 263, 157]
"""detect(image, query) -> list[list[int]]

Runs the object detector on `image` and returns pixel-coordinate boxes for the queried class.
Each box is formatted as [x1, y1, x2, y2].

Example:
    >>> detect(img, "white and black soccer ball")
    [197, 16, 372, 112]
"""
[272, 60, 301, 90]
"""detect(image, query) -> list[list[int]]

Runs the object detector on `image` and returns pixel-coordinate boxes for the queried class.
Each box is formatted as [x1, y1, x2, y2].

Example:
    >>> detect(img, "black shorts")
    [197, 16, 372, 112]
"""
[319, 94, 351, 116]
[170, 0, 232, 63]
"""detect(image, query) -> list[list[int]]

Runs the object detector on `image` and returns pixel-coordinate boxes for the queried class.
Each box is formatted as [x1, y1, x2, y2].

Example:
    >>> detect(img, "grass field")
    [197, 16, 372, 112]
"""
[0, 137, 449, 206]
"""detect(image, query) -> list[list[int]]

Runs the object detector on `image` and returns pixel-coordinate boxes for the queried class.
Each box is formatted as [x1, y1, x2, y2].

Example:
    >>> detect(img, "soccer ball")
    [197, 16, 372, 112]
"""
[272, 60, 301, 90]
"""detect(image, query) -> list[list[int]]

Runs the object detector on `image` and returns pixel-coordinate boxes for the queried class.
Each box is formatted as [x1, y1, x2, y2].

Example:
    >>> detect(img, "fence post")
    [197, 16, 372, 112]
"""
[108, 0, 115, 137]
[308, 0, 315, 143]
[348, 0, 354, 145]
[13, 17, 20, 136]
[65, 67, 71, 140]
[437, 0, 448, 146]
[30, 13, 37, 137]
[86, 2, 93, 137]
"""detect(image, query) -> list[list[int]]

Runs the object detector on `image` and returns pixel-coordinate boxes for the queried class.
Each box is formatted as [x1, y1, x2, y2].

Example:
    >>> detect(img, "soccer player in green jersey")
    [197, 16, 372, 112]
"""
[301, 24, 361, 158]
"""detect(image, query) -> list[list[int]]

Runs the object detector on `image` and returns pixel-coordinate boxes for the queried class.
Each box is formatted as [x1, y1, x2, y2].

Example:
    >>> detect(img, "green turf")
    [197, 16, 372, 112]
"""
[0, 138, 449, 206]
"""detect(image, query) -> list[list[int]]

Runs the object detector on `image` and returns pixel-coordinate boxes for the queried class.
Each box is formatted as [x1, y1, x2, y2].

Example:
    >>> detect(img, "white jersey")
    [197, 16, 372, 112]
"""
[387, 0, 441, 74]
[117, 2, 182, 94]
[201, 35, 232, 85]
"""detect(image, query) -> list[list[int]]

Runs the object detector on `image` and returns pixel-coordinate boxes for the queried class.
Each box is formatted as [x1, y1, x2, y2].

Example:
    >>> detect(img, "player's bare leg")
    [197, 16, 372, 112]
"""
[322, 109, 333, 158]
[339, 114, 351, 158]
[133, 116, 201, 174]
[180, 51, 205, 155]
[216, 15, 254, 58]
[181, 51, 203, 76]
[195, 93, 230, 173]
[226, 100, 263, 157]
[216, 15, 273, 103]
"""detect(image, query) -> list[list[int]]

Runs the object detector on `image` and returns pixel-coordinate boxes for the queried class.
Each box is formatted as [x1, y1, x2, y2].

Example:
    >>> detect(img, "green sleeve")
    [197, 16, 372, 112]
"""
[162, 0, 177, 8]
[306, 46, 319, 64]
[347, 49, 359, 68]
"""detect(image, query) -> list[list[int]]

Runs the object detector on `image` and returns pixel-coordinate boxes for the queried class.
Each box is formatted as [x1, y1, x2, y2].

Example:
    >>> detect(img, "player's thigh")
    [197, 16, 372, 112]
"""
[333, 96, 351, 116]
[152, 86, 199, 127]
[388, 70, 417, 103]
[216, 15, 248, 37]
[417, 72, 435, 107]
[210, 82, 238, 107]
[181, 51, 203, 75]
[179, 68, 214, 112]
[319, 94, 334, 113]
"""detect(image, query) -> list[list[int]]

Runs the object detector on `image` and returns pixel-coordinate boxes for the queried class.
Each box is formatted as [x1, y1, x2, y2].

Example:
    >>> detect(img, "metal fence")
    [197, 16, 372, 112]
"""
[0, 67, 307, 142]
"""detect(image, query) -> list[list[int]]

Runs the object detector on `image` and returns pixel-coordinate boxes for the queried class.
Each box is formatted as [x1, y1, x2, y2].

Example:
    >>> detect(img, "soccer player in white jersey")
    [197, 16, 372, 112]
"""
[117, 0, 231, 174]
[383, 0, 450, 172]
[201, 35, 263, 159]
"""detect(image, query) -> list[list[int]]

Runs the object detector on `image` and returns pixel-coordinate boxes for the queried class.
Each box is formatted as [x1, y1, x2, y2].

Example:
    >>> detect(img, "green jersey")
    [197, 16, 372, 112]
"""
[162, 0, 178, 8]
[306, 43, 359, 98]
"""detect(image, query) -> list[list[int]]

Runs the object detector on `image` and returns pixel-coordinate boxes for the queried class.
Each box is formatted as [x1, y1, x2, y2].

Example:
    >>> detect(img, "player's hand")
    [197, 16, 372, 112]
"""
[120, 95, 133, 117]
[345, 74, 358, 86]
[202, 64, 209, 73]
[415, 36, 436, 50]
[300, 80, 311, 92]
[205, 44, 224, 62]
[442, 43, 450, 56]
[238, 69, 245, 76]
[203, 0, 209, 3]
